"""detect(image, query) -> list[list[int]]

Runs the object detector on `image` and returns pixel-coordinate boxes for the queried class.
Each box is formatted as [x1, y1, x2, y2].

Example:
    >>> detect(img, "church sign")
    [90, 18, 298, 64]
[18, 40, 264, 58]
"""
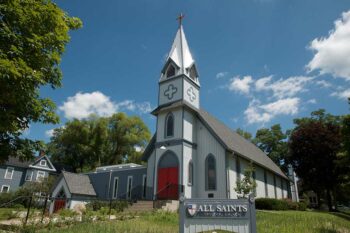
[179, 195, 257, 233]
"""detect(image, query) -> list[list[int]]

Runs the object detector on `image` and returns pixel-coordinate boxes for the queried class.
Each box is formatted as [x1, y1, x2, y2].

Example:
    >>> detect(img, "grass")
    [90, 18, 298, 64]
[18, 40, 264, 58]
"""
[0, 208, 19, 220]
[34, 210, 350, 233]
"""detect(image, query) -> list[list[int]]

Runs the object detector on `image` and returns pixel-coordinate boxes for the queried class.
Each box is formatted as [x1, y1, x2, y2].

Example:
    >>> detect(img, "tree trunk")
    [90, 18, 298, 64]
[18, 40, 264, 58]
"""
[326, 188, 333, 212]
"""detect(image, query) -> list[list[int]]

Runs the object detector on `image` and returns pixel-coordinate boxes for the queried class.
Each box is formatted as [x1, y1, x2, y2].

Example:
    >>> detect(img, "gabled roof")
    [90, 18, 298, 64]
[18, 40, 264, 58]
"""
[29, 154, 56, 172]
[143, 101, 287, 179]
[61, 171, 96, 196]
[4, 157, 32, 168]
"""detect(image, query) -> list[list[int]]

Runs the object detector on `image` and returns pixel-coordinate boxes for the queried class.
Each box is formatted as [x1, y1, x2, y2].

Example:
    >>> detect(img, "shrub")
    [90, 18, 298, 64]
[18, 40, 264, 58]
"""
[255, 198, 307, 211]
[58, 208, 77, 218]
[86, 200, 129, 212]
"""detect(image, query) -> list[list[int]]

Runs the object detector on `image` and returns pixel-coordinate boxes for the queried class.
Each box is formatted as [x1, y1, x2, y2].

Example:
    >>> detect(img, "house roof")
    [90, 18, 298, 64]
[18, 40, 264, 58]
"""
[4, 157, 33, 168]
[62, 171, 96, 196]
[143, 101, 287, 179]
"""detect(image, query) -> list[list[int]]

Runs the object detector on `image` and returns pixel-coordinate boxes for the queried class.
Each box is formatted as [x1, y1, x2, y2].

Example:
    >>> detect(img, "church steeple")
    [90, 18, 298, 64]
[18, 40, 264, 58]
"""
[160, 19, 199, 86]
[158, 16, 200, 109]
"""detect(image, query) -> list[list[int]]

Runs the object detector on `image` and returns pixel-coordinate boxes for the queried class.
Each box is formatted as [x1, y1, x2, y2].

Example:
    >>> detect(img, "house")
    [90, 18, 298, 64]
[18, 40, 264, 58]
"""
[142, 23, 297, 201]
[0, 154, 58, 193]
[50, 163, 147, 213]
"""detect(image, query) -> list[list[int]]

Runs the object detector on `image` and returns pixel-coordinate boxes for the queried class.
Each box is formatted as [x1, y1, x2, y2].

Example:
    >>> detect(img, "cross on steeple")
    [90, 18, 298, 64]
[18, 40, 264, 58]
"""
[187, 87, 196, 102]
[176, 13, 185, 27]
[164, 84, 178, 100]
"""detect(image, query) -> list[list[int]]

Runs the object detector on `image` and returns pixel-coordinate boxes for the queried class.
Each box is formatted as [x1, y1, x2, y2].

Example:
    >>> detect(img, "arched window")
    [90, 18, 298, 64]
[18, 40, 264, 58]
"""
[165, 113, 174, 137]
[166, 64, 176, 78]
[205, 154, 216, 190]
[189, 65, 197, 80]
[188, 160, 193, 186]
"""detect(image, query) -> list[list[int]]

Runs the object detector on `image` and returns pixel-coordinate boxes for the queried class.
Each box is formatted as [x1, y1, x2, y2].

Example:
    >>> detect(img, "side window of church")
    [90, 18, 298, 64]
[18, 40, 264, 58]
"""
[188, 160, 193, 185]
[205, 154, 216, 190]
[165, 113, 174, 137]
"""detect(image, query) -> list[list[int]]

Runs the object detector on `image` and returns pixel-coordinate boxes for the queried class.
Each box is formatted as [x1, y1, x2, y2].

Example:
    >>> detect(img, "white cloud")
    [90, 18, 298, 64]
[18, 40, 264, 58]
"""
[307, 10, 350, 81]
[116, 100, 152, 114]
[45, 129, 55, 138]
[307, 99, 317, 104]
[59, 92, 117, 120]
[228, 76, 253, 95]
[315, 80, 332, 88]
[255, 76, 313, 99]
[59, 92, 152, 120]
[331, 89, 350, 100]
[244, 98, 300, 124]
[216, 72, 228, 79]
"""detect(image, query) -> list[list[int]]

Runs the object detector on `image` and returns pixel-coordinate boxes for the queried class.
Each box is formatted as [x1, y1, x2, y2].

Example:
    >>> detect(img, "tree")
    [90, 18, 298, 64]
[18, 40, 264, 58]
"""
[236, 128, 252, 141]
[47, 113, 151, 172]
[235, 163, 257, 198]
[288, 110, 342, 211]
[253, 124, 289, 171]
[0, 0, 82, 162]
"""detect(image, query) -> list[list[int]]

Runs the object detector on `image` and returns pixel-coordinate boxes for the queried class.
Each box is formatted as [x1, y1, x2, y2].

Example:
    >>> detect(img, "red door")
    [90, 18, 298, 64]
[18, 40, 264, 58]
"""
[53, 199, 66, 213]
[157, 167, 178, 200]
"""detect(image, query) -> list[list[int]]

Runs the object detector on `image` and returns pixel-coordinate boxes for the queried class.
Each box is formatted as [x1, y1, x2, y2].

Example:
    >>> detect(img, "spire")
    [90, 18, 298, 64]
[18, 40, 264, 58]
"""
[161, 15, 199, 83]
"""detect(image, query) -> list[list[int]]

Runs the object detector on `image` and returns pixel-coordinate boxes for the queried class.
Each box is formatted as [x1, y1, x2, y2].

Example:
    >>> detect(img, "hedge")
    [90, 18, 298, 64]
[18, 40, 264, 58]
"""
[255, 198, 307, 211]
[86, 200, 129, 212]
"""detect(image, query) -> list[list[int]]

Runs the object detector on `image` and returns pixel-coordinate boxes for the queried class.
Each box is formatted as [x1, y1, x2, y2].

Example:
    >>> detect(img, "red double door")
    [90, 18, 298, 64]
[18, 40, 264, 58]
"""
[157, 167, 179, 200]
[53, 199, 66, 213]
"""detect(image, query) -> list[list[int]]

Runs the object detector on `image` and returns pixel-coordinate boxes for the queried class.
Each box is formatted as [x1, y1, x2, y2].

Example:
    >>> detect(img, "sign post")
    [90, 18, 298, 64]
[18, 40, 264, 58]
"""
[179, 195, 257, 233]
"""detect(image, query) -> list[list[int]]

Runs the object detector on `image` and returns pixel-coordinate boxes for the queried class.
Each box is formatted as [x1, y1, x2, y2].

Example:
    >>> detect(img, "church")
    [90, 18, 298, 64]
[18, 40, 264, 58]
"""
[49, 20, 296, 213]
[142, 22, 292, 201]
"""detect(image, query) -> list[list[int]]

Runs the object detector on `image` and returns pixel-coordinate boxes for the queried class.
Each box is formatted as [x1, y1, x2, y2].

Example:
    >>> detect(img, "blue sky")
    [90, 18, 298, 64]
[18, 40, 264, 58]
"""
[27, 0, 350, 141]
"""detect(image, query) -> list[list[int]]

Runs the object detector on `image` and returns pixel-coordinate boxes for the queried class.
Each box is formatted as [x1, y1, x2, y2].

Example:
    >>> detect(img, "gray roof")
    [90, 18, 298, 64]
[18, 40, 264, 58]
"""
[62, 171, 96, 196]
[145, 101, 287, 179]
[4, 157, 32, 168]
[197, 109, 287, 179]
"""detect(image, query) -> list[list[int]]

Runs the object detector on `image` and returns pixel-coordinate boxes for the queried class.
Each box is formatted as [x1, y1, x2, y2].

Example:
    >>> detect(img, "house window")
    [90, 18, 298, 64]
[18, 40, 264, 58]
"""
[1, 185, 10, 193]
[25, 170, 33, 181]
[113, 177, 119, 199]
[40, 160, 47, 166]
[166, 64, 176, 78]
[165, 113, 174, 137]
[188, 160, 193, 186]
[142, 175, 147, 199]
[4, 167, 14, 179]
[36, 171, 45, 181]
[205, 154, 216, 190]
[127, 176, 133, 199]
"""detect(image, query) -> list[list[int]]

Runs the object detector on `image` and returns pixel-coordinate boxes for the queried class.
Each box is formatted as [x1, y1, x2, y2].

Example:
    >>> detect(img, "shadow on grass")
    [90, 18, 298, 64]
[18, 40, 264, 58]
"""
[330, 212, 350, 222]
[317, 228, 338, 233]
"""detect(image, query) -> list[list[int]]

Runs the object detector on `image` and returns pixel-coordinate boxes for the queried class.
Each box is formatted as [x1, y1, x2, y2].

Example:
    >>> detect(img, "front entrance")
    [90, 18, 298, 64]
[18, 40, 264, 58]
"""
[157, 167, 179, 199]
[53, 199, 66, 213]
[157, 151, 179, 200]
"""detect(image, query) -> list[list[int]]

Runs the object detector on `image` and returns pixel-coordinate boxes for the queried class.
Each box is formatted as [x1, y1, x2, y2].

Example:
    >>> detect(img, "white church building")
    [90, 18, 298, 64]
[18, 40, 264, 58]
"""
[142, 23, 294, 201]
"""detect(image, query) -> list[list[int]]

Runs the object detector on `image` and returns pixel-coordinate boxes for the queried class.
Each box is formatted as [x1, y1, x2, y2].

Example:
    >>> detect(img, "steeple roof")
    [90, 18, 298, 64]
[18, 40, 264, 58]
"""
[167, 25, 194, 73]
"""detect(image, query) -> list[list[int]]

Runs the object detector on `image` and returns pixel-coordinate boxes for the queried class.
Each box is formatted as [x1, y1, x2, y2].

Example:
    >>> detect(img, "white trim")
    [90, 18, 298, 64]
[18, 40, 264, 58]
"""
[126, 176, 133, 199]
[1, 185, 10, 193]
[40, 160, 47, 166]
[4, 167, 14, 180]
[112, 177, 119, 199]
[29, 165, 56, 172]
[36, 171, 46, 181]
[25, 170, 33, 181]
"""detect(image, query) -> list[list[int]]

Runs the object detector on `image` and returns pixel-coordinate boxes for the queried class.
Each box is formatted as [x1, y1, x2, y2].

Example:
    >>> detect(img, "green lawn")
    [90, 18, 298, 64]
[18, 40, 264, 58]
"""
[38, 210, 350, 233]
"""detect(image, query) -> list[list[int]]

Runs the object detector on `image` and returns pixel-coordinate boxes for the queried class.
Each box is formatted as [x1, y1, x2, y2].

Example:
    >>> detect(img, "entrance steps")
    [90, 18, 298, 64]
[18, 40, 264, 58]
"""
[125, 200, 154, 212]
[161, 200, 179, 212]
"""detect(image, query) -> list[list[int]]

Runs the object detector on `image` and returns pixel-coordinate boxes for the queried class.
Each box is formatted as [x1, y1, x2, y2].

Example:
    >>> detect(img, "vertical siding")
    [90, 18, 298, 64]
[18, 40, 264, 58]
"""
[146, 151, 155, 199]
[183, 110, 196, 143]
[183, 145, 194, 198]
[266, 171, 275, 198]
[227, 154, 237, 199]
[276, 176, 283, 199]
[255, 166, 266, 198]
[196, 121, 226, 199]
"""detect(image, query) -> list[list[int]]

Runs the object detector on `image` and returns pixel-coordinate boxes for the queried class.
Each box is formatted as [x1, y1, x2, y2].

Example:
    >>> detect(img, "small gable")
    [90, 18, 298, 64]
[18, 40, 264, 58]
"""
[30, 155, 56, 172]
